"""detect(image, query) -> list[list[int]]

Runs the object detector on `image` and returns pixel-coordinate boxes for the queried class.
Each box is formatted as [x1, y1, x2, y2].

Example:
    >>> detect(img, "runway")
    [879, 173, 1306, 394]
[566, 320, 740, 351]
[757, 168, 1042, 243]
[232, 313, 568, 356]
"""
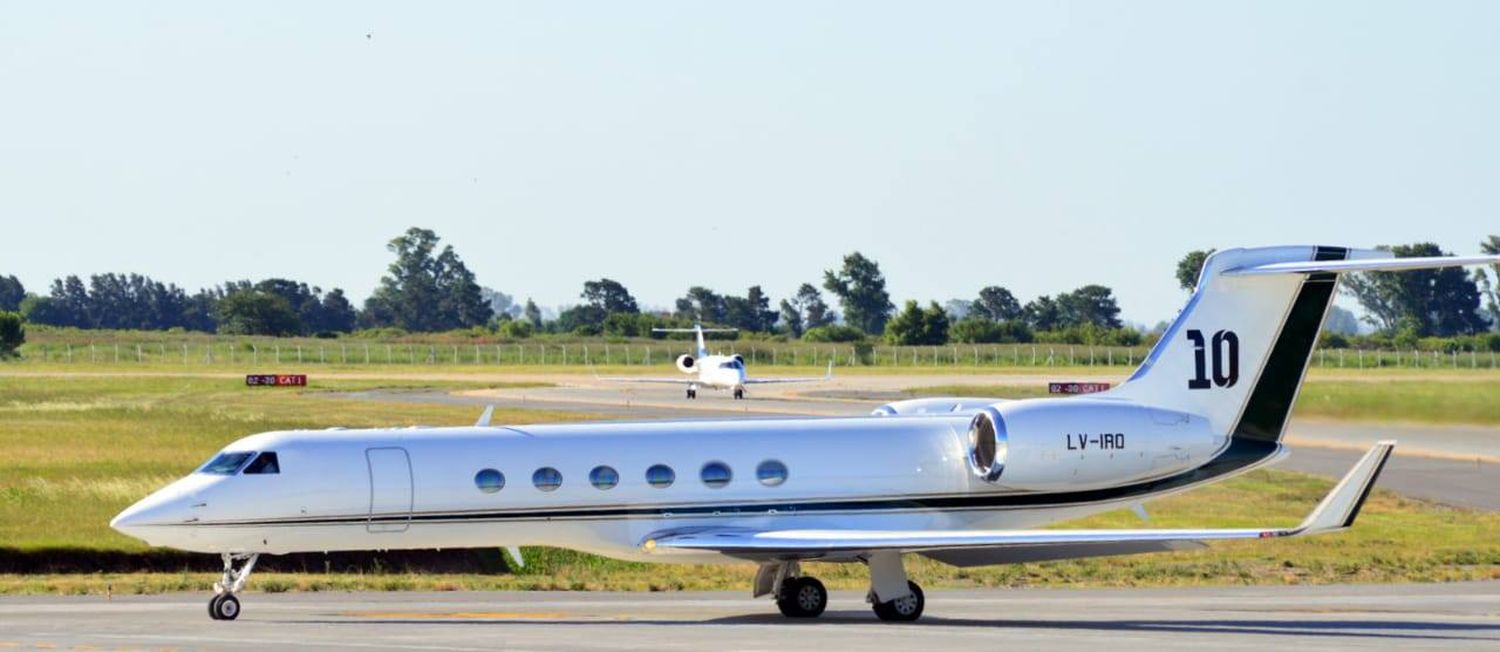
[340, 374, 1500, 510]
[1, 583, 1496, 651]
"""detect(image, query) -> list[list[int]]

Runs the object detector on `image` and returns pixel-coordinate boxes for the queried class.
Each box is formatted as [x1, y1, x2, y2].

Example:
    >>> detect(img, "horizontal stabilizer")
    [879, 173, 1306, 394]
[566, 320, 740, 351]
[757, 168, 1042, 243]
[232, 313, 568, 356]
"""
[642, 442, 1394, 562]
[1225, 255, 1500, 276]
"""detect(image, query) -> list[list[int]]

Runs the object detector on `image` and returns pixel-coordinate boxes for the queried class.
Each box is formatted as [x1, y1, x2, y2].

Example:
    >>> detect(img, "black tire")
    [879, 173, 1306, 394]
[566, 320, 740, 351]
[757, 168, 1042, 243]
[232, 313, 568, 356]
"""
[733, 388, 744, 400]
[776, 577, 827, 618]
[213, 593, 241, 621]
[872, 581, 924, 622]
[208, 594, 224, 620]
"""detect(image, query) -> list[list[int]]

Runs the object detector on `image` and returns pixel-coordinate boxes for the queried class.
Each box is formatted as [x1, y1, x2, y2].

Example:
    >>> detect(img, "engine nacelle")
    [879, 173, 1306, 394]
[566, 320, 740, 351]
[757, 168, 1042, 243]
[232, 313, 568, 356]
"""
[675, 354, 696, 373]
[730, 354, 744, 366]
[964, 399, 1225, 492]
[871, 397, 1007, 417]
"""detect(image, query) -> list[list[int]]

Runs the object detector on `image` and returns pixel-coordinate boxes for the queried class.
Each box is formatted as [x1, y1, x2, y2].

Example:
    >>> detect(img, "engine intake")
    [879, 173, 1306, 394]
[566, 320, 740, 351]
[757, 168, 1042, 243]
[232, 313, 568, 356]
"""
[675, 354, 696, 373]
[967, 407, 1008, 483]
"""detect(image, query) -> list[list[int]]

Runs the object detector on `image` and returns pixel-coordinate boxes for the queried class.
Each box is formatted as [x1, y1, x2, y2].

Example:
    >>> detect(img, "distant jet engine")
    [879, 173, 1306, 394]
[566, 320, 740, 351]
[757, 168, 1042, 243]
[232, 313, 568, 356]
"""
[676, 354, 696, 373]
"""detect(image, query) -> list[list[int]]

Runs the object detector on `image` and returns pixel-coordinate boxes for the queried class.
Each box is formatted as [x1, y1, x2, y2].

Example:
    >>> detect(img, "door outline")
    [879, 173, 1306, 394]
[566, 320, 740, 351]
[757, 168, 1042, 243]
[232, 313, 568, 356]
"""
[365, 447, 413, 533]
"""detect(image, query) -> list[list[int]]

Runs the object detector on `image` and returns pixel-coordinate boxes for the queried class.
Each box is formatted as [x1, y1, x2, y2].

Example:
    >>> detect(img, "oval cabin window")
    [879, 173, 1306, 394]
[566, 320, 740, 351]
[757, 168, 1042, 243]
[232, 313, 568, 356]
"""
[532, 467, 562, 492]
[756, 460, 788, 487]
[475, 468, 505, 493]
[645, 464, 675, 488]
[700, 461, 732, 489]
[589, 465, 619, 490]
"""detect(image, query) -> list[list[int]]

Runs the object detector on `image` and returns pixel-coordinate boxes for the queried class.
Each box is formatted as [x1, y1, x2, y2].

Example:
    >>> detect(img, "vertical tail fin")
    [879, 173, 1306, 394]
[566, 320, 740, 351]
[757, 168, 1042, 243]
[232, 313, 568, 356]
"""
[1112, 246, 1499, 443]
[694, 324, 708, 359]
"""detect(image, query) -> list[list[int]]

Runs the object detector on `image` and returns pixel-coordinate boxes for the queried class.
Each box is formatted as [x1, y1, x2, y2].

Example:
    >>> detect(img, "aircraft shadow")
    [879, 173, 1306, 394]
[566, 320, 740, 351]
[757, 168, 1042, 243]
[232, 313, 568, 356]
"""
[284, 611, 1500, 642]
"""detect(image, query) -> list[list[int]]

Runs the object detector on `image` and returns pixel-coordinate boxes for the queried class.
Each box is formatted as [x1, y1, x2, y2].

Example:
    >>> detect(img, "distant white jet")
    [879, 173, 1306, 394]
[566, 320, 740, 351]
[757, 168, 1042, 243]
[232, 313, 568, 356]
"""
[596, 324, 832, 399]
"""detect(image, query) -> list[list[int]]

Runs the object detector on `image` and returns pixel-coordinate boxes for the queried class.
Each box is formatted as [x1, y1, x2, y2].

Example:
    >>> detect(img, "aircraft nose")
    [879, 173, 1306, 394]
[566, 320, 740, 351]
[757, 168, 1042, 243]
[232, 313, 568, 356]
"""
[111, 485, 197, 544]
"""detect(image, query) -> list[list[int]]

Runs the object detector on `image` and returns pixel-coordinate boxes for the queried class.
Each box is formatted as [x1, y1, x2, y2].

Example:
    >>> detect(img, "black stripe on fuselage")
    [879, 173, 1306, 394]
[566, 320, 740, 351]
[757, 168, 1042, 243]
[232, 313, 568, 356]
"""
[181, 248, 1353, 530]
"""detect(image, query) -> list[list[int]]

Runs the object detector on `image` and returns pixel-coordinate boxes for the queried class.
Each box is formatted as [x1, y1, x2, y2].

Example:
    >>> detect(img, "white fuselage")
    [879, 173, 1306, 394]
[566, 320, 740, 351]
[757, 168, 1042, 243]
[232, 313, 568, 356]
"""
[686, 354, 747, 390]
[113, 397, 1232, 564]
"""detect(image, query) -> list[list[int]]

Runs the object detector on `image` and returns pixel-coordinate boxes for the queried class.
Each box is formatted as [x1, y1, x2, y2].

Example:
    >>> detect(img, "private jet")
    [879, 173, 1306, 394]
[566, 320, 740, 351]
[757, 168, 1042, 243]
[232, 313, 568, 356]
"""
[596, 324, 832, 399]
[111, 245, 1499, 622]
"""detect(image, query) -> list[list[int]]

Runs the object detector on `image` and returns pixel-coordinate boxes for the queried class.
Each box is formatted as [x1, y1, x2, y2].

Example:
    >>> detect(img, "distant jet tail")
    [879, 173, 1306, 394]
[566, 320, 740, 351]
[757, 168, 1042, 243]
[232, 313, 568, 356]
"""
[652, 324, 738, 359]
[1109, 246, 1499, 444]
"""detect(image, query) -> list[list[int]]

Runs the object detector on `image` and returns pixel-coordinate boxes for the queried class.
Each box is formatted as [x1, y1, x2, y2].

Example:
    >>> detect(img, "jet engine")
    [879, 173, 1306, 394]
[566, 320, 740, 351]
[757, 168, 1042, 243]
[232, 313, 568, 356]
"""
[964, 399, 1225, 492]
[730, 354, 745, 366]
[675, 354, 696, 373]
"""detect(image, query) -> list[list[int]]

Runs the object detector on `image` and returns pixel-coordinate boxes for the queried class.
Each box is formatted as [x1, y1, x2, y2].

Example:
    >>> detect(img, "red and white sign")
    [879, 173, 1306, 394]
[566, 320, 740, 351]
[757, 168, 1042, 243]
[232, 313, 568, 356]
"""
[1048, 382, 1111, 395]
[246, 374, 307, 387]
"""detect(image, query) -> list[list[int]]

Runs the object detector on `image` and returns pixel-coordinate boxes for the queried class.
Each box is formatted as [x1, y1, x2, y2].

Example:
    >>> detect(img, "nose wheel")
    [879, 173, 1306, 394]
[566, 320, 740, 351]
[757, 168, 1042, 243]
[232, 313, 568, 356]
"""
[208, 553, 259, 621]
[209, 593, 241, 620]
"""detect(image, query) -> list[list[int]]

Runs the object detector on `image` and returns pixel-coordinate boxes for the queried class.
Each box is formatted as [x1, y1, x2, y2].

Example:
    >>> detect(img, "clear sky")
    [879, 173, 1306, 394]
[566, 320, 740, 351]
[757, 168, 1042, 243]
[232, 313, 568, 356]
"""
[3, 1, 1497, 324]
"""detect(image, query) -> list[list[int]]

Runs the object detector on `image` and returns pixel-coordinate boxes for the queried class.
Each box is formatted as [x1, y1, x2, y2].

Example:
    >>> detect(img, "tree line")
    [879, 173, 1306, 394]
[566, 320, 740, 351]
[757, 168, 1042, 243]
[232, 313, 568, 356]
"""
[4, 231, 1497, 350]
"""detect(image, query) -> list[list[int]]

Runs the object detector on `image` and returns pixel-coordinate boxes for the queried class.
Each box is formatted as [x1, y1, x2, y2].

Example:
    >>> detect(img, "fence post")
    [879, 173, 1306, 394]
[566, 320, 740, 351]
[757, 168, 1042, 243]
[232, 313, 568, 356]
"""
[252, 344, 258, 365]
[320, 346, 325, 364]
[297, 346, 303, 364]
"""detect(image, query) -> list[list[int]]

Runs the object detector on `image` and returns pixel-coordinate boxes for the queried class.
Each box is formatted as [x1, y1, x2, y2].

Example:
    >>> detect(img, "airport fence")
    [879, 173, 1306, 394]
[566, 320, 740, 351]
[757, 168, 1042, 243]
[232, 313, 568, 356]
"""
[15, 339, 1500, 370]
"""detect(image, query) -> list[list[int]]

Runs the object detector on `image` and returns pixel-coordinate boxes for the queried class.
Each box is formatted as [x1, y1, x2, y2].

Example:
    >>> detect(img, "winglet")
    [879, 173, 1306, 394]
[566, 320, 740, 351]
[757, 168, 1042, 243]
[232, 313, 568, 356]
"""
[474, 405, 496, 427]
[1292, 440, 1395, 535]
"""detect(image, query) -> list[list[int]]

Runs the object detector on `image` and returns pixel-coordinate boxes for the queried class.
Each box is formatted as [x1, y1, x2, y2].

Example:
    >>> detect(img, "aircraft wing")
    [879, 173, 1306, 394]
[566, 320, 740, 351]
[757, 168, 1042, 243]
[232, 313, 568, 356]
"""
[743, 362, 834, 385]
[642, 441, 1392, 563]
[594, 375, 698, 385]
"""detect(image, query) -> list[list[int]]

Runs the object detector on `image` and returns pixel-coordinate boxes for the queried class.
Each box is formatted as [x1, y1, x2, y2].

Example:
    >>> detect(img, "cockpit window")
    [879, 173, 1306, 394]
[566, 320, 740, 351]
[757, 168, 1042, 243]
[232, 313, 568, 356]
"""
[200, 451, 255, 475]
[243, 451, 280, 475]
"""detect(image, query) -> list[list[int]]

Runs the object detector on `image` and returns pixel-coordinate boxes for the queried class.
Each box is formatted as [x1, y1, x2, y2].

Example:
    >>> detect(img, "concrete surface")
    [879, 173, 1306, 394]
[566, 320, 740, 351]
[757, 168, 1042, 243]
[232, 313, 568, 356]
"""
[1, 583, 1496, 651]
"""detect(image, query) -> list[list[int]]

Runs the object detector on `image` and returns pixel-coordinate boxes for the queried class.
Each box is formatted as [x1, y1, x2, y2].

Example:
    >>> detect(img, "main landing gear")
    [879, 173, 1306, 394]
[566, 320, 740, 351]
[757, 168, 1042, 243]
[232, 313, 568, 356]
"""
[209, 553, 259, 621]
[686, 385, 698, 399]
[760, 554, 926, 622]
[732, 386, 745, 400]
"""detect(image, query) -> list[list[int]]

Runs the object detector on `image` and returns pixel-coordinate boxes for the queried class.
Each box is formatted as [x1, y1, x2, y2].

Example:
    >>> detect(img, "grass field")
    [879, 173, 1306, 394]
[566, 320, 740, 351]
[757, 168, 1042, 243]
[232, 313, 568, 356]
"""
[0, 366, 1496, 594]
[0, 375, 582, 551]
[908, 377, 1500, 426]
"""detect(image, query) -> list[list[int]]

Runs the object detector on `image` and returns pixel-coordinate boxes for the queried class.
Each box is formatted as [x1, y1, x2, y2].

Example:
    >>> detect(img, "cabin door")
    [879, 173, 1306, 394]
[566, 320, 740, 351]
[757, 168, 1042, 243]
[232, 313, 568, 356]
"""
[365, 447, 412, 533]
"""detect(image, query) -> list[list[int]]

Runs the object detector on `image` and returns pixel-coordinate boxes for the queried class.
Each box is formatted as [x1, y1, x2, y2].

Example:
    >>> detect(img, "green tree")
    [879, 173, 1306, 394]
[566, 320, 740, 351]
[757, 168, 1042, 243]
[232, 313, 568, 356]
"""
[823, 252, 893, 335]
[884, 300, 949, 345]
[364, 227, 492, 331]
[778, 283, 835, 337]
[675, 286, 727, 323]
[0, 311, 24, 358]
[1056, 285, 1123, 329]
[778, 299, 804, 337]
[1024, 295, 1062, 330]
[970, 286, 1023, 322]
[951, 317, 1033, 344]
[1176, 249, 1215, 292]
[581, 278, 639, 314]
[499, 318, 533, 339]
[1480, 235, 1500, 330]
[1344, 242, 1489, 336]
[215, 291, 300, 336]
[802, 324, 867, 342]
[523, 298, 543, 329]
[0, 276, 24, 312]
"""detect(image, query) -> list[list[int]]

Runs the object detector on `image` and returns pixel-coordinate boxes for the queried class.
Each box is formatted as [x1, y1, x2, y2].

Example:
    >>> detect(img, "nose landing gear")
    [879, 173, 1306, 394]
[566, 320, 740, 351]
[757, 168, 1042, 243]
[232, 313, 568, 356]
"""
[209, 553, 259, 621]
